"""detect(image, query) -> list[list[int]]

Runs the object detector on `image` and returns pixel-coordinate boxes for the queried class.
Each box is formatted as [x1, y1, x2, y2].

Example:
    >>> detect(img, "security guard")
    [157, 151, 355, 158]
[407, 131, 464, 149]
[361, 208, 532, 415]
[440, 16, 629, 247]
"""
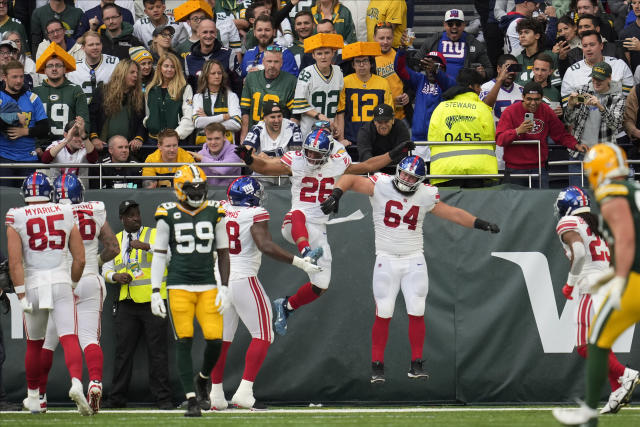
[428, 68, 497, 187]
[102, 200, 172, 409]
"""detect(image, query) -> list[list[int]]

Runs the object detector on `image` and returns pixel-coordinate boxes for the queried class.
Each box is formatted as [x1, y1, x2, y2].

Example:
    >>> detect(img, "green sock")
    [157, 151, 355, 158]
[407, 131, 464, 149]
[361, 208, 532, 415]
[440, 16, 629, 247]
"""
[202, 339, 222, 376]
[175, 338, 194, 394]
[585, 343, 609, 409]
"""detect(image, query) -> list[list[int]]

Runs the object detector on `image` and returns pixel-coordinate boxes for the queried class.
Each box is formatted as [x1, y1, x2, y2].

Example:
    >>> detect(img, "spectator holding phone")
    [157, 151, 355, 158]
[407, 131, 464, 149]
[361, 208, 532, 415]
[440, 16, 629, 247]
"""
[564, 61, 625, 185]
[496, 81, 587, 188]
[619, 0, 640, 76]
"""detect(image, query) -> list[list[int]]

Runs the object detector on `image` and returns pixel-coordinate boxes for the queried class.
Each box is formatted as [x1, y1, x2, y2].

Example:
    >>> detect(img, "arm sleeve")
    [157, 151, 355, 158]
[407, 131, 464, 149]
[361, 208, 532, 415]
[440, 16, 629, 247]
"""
[150, 219, 170, 290]
[568, 241, 587, 279]
[102, 257, 116, 283]
[357, 124, 373, 161]
[176, 86, 195, 140]
[495, 109, 518, 147]
[215, 217, 229, 249]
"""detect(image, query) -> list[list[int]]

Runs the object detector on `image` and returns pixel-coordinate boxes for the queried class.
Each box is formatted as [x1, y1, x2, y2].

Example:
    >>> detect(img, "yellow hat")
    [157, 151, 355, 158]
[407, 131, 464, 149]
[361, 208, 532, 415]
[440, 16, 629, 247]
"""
[174, 0, 213, 23]
[341, 42, 381, 60]
[303, 33, 344, 53]
[35, 42, 76, 74]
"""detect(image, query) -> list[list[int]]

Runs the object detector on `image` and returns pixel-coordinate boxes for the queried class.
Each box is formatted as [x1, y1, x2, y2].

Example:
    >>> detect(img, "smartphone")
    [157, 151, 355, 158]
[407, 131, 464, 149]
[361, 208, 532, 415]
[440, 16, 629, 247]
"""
[524, 113, 534, 122]
[555, 36, 566, 44]
[616, 39, 627, 48]
[576, 95, 585, 103]
[507, 63, 522, 73]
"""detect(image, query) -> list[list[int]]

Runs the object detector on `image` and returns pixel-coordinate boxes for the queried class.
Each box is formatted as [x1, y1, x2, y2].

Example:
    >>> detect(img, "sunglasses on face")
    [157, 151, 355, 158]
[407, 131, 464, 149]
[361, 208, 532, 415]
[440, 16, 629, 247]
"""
[446, 20, 464, 27]
[266, 45, 283, 52]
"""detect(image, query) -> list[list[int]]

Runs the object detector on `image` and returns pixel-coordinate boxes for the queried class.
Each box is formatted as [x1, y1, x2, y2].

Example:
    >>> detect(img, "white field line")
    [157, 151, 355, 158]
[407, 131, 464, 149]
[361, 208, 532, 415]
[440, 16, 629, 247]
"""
[6, 407, 640, 415]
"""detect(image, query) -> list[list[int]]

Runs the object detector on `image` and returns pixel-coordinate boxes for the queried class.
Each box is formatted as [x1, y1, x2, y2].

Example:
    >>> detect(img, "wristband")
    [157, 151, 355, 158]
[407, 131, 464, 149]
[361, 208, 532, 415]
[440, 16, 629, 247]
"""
[14, 285, 25, 294]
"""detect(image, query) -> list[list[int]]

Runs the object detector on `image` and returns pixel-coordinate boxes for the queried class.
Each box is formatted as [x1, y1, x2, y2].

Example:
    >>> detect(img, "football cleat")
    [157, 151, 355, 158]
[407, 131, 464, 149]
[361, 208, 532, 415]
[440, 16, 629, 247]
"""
[600, 385, 627, 414]
[21, 172, 54, 203]
[210, 382, 228, 410]
[193, 373, 212, 410]
[23, 393, 47, 413]
[184, 396, 202, 417]
[408, 359, 429, 380]
[552, 401, 599, 426]
[583, 143, 629, 190]
[371, 361, 385, 384]
[394, 156, 427, 193]
[620, 368, 640, 405]
[301, 246, 323, 264]
[87, 380, 102, 413]
[273, 297, 291, 336]
[24, 390, 43, 414]
[230, 388, 256, 410]
[227, 176, 265, 207]
[174, 164, 208, 208]
[53, 173, 84, 204]
[69, 378, 93, 416]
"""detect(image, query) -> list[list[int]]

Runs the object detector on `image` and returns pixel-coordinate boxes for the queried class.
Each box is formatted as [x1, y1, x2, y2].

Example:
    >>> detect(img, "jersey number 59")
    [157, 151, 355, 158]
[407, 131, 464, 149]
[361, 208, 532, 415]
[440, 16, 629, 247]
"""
[174, 221, 214, 254]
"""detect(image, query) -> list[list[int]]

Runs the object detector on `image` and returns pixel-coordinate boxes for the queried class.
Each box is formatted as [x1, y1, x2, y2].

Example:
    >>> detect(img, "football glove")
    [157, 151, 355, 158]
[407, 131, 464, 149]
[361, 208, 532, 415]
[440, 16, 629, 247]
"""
[292, 256, 323, 274]
[320, 188, 343, 215]
[215, 286, 231, 314]
[562, 284, 574, 300]
[20, 296, 33, 314]
[388, 140, 416, 163]
[150, 292, 166, 318]
[474, 218, 500, 233]
[234, 145, 254, 165]
[604, 276, 627, 310]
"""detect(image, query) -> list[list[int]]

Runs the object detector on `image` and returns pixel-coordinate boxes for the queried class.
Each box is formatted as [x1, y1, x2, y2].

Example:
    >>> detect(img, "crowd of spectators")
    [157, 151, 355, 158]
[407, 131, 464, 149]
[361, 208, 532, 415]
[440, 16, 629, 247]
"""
[0, 0, 639, 190]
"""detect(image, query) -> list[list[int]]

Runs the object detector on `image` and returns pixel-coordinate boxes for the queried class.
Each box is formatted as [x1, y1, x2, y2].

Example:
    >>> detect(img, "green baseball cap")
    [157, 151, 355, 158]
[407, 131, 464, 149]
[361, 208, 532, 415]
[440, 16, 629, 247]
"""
[590, 62, 612, 80]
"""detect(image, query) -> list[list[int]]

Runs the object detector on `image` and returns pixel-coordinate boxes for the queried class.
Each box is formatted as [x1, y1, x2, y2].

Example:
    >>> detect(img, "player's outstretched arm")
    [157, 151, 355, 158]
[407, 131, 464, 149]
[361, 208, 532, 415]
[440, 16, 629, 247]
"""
[345, 140, 415, 175]
[251, 221, 294, 264]
[6, 226, 25, 297]
[98, 221, 120, 265]
[431, 202, 500, 233]
[559, 230, 586, 300]
[68, 225, 86, 283]
[235, 145, 292, 177]
[320, 175, 374, 214]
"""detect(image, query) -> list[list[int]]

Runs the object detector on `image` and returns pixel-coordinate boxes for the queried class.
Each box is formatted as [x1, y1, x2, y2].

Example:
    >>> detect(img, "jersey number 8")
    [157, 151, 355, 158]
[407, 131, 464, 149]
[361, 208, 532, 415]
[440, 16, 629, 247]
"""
[174, 221, 214, 254]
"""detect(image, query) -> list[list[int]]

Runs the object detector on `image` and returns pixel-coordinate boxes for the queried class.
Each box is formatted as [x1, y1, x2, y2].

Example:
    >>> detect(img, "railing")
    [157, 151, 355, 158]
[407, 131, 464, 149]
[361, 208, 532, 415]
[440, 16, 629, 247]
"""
[0, 140, 637, 189]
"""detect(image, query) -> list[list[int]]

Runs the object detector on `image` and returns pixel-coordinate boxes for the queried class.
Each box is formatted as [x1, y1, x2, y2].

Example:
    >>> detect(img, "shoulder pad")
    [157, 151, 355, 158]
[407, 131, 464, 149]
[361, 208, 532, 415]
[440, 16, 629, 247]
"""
[595, 183, 629, 202]
[155, 202, 175, 218]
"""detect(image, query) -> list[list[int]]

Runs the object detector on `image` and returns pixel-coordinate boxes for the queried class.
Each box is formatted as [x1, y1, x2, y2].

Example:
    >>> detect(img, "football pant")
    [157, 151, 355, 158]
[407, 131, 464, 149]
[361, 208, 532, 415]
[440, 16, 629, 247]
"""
[372, 254, 428, 318]
[223, 276, 273, 343]
[168, 288, 223, 340]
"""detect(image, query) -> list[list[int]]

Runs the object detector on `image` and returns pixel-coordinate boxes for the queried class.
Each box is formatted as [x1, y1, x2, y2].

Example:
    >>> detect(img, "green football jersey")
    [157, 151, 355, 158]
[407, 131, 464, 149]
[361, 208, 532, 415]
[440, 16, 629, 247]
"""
[595, 179, 640, 273]
[154, 200, 226, 286]
[33, 78, 90, 140]
[240, 70, 297, 127]
[0, 17, 29, 55]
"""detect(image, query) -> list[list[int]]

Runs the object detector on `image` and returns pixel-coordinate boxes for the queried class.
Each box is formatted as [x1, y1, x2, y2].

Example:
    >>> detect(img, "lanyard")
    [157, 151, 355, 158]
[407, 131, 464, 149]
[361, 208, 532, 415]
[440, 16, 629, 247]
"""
[124, 230, 141, 265]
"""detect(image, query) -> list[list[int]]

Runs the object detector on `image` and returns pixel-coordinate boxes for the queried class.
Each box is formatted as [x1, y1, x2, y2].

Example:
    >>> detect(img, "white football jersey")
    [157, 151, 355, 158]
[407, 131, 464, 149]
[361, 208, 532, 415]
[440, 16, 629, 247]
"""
[293, 64, 344, 138]
[504, 18, 523, 56]
[133, 14, 189, 50]
[369, 173, 439, 257]
[72, 201, 107, 276]
[281, 149, 351, 224]
[43, 139, 93, 180]
[220, 200, 270, 280]
[561, 56, 633, 103]
[5, 203, 75, 284]
[556, 215, 611, 282]
[67, 54, 119, 104]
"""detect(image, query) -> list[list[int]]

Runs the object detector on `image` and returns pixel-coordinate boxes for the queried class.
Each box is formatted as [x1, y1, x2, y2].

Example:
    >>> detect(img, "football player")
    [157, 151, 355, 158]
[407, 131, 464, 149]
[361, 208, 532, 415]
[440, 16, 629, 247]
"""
[553, 144, 640, 425]
[554, 186, 639, 416]
[5, 172, 91, 415]
[292, 33, 345, 137]
[210, 176, 322, 410]
[32, 174, 119, 413]
[235, 129, 414, 336]
[320, 155, 500, 382]
[150, 164, 230, 417]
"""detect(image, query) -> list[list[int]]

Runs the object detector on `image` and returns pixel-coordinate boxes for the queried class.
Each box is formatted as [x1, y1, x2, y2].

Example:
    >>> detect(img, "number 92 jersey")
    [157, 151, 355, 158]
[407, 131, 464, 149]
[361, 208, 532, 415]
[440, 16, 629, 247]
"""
[154, 201, 227, 287]
[369, 173, 439, 257]
[72, 201, 106, 275]
[281, 149, 351, 224]
[5, 202, 75, 282]
[556, 215, 611, 280]
[220, 200, 270, 281]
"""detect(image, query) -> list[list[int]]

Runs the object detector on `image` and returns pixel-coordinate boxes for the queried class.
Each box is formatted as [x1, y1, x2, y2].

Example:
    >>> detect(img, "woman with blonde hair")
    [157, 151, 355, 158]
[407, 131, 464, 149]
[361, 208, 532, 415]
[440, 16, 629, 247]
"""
[144, 53, 194, 143]
[89, 58, 145, 156]
[192, 59, 241, 144]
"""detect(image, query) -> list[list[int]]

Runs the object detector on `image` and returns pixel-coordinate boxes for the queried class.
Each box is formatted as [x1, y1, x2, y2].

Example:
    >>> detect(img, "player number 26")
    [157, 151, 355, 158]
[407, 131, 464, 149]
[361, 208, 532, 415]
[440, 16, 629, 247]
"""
[174, 221, 214, 254]
[300, 177, 334, 203]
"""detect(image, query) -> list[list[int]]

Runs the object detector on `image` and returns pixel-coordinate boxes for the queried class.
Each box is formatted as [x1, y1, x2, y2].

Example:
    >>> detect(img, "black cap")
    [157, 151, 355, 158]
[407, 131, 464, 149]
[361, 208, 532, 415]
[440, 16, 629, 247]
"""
[373, 103, 394, 121]
[152, 25, 176, 38]
[523, 81, 544, 96]
[119, 200, 139, 216]
[262, 100, 283, 117]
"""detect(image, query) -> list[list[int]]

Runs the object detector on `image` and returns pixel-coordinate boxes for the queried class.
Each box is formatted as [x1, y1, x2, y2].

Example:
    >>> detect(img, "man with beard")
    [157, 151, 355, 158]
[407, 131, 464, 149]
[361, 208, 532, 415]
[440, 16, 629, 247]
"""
[288, 11, 316, 70]
[374, 23, 408, 121]
[99, 3, 143, 60]
[243, 101, 302, 159]
[240, 15, 299, 79]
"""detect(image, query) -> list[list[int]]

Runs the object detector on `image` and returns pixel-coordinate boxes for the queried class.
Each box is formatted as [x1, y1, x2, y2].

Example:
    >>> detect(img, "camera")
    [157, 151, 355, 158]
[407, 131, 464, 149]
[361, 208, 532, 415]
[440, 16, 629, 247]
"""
[507, 63, 522, 73]
[576, 95, 585, 103]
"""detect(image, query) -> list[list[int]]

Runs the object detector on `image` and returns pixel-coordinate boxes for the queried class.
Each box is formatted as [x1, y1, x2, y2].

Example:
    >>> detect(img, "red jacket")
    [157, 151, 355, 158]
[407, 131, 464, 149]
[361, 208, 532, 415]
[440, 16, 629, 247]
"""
[496, 101, 578, 169]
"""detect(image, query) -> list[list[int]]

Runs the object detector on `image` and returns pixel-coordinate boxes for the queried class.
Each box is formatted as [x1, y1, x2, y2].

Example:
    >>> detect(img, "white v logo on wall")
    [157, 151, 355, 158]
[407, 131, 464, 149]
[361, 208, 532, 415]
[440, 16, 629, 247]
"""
[492, 252, 635, 353]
